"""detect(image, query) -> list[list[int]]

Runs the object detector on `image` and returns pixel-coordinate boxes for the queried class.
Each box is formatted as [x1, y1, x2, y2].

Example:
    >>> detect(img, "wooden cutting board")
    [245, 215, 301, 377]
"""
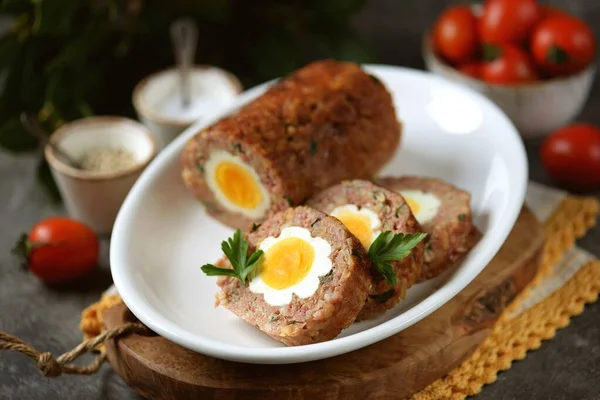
[104, 207, 544, 400]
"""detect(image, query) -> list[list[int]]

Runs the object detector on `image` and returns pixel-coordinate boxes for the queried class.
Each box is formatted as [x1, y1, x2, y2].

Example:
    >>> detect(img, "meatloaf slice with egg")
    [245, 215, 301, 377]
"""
[215, 206, 372, 346]
[181, 59, 401, 230]
[375, 176, 479, 281]
[307, 180, 425, 320]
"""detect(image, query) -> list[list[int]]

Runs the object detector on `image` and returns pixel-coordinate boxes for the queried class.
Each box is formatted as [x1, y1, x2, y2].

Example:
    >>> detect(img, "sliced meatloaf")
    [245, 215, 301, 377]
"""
[181, 59, 401, 230]
[376, 176, 479, 281]
[307, 180, 425, 320]
[214, 206, 372, 346]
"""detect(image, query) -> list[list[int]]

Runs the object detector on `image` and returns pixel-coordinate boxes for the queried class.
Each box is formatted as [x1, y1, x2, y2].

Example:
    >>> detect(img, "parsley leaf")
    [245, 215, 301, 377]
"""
[201, 230, 264, 284]
[368, 231, 427, 285]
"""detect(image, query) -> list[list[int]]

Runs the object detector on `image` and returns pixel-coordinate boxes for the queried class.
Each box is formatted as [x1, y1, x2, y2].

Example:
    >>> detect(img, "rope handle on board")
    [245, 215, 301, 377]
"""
[0, 322, 148, 377]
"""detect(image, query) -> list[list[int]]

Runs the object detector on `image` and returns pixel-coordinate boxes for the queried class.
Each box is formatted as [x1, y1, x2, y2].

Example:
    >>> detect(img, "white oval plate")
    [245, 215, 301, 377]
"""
[111, 65, 527, 364]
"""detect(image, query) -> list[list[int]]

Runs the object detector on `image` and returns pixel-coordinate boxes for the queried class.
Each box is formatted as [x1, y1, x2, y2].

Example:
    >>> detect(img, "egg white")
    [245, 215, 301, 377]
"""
[204, 150, 271, 219]
[249, 227, 332, 306]
[330, 204, 382, 247]
[398, 190, 441, 224]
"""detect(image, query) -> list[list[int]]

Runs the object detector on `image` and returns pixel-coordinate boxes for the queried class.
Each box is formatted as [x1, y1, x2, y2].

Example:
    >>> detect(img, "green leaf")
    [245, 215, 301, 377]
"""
[376, 262, 397, 286]
[0, 116, 38, 152]
[1, 0, 33, 14]
[241, 249, 264, 283]
[368, 231, 427, 285]
[221, 230, 246, 276]
[204, 230, 263, 284]
[0, 36, 20, 71]
[309, 0, 366, 18]
[77, 101, 94, 117]
[201, 264, 239, 278]
[245, 29, 302, 81]
[309, 28, 376, 64]
[246, 249, 264, 268]
[367, 231, 392, 260]
[36, 157, 61, 204]
[546, 46, 570, 65]
[380, 232, 428, 262]
[482, 43, 502, 62]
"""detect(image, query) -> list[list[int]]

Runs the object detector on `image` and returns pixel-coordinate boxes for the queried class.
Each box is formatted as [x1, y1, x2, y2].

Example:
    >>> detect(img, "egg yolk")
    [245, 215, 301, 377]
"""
[334, 210, 373, 248]
[260, 237, 315, 290]
[215, 162, 263, 210]
[405, 198, 421, 216]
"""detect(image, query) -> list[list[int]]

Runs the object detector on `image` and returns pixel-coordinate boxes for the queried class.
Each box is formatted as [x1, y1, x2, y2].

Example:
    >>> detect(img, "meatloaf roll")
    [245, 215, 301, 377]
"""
[181, 60, 401, 230]
[307, 180, 425, 320]
[375, 176, 478, 281]
[214, 206, 372, 346]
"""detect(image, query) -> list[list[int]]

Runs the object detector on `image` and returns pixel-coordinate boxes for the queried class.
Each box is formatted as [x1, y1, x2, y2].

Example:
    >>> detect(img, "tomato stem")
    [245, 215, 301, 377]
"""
[11, 235, 54, 269]
[482, 43, 502, 62]
[546, 46, 570, 64]
[12, 234, 32, 269]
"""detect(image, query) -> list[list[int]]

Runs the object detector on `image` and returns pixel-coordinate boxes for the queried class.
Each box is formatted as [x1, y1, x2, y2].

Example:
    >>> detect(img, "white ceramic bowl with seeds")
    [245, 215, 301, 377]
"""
[45, 116, 157, 235]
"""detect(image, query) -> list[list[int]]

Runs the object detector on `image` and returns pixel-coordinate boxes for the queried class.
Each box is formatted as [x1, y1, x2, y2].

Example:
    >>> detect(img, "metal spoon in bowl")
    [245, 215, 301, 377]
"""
[20, 112, 81, 169]
[170, 17, 199, 109]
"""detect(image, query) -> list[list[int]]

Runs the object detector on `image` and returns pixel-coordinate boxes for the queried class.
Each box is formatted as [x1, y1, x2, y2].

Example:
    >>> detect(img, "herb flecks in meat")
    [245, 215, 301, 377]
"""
[369, 289, 395, 304]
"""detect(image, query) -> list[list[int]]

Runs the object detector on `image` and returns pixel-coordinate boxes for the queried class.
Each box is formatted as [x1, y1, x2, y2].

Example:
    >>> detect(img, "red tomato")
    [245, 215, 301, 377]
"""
[541, 123, 600, 191]
[14, 217, 100, 284]
[458, 62, 482, 79]
[433, 6, 479, 64]
[479, 0, 542, 44]
[531, 16, 596, 75]
[481, 44, 538, 84]
[540, 5, 571, 20]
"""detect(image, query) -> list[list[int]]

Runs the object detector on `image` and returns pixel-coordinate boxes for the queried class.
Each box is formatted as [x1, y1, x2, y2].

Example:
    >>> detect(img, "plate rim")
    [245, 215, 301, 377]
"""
[110, 64, 528, 364]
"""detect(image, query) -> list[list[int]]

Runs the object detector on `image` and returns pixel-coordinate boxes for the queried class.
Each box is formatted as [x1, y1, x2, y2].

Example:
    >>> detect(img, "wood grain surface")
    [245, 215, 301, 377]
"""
[103, 207, 544, 400]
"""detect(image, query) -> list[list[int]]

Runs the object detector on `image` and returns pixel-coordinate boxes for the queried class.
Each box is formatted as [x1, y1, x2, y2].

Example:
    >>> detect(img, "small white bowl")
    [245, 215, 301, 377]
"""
[45, 116, 156, 235]
[422, 33, 596, 139]
[133, 66, 242, 149]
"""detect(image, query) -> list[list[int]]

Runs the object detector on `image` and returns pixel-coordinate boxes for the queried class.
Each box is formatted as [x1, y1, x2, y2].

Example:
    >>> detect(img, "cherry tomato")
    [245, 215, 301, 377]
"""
[14, 217, 100, 284]
[531, 16, 596, 75]
[481, 44, 538, 84]
[458, 62, 482, 79]
[433, 6, 479, 64]
[540, 5, 571, 20]
[479, 0, 542, 44]
[541, 123, 600, 191]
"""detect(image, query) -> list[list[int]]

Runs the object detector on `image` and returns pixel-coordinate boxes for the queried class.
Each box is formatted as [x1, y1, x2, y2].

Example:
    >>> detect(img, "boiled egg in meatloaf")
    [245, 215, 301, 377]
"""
[204, 150, 271, 219]
[249, 226, 332, 306]
[397, 190, 441, 225]
[330, 204, 381, 248]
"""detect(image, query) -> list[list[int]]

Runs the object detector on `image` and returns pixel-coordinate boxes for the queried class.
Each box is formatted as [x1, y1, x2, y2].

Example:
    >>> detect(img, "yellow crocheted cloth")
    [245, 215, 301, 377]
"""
[80, 293, 122, 347]
[80, 194, 599, 399]
[411, 194, 599, 400]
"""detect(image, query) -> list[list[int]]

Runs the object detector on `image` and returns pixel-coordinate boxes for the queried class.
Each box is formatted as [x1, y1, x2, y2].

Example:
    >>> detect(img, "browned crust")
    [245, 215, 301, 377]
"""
[215, 206, 372, 346]
[181, 60, 401, 230]
[307, 180, 425, 320]
[375, 176, 477, 281]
